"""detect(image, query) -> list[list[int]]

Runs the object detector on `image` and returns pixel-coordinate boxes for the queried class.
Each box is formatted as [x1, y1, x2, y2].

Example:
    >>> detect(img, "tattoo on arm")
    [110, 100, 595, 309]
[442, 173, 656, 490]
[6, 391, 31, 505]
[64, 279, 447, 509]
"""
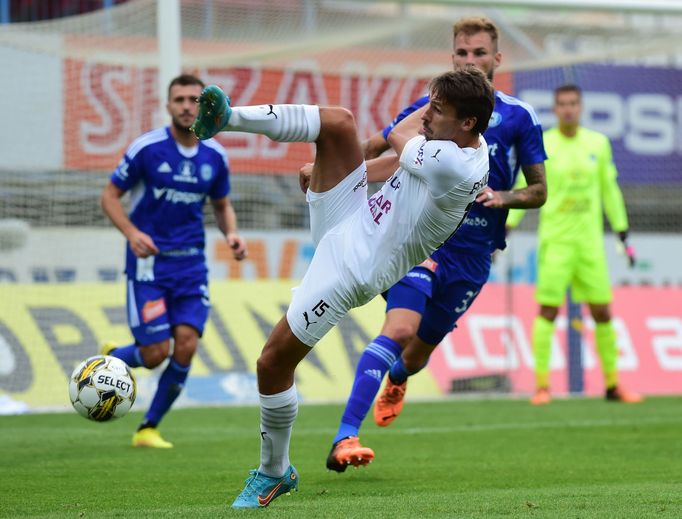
[500, 163, 547, 209]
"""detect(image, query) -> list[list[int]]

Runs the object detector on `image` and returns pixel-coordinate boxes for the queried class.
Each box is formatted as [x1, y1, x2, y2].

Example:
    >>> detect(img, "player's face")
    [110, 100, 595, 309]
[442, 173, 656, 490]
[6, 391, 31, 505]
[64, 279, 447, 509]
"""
[452, 31, 501, 81]
[420, 95, 472, 141]
[167, 84, 203, 132]
[554, 91, 582, 126]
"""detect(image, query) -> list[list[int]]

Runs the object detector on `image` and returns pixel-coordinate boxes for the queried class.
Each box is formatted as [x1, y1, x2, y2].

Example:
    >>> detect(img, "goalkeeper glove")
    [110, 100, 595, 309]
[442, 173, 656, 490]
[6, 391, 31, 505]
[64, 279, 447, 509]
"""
[617, 231, 636, 269]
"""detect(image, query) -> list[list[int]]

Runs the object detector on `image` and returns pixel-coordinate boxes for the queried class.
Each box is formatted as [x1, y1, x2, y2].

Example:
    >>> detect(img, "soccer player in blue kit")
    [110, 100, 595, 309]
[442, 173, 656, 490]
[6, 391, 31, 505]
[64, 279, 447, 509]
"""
[325, 17, 548, 470]
[100, 74, 247, 448]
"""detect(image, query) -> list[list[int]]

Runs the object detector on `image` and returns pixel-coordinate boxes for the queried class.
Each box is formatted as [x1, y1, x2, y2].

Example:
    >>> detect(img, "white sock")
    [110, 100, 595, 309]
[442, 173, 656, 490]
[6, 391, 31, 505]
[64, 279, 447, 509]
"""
[225, 104, 320, 142]
[258, 384, 298, 477]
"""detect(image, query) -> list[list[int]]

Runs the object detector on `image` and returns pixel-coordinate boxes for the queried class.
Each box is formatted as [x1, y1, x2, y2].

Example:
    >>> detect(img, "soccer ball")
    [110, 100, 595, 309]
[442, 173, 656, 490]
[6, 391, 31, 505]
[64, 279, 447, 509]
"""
[68, 355, 136, 421]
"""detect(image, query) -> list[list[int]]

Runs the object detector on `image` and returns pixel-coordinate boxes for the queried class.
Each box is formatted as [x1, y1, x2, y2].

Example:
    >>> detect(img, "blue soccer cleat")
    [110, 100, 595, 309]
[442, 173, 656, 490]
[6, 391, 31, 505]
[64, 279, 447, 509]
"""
[190, 85, 232, 140]
[231, 465, 299, 509]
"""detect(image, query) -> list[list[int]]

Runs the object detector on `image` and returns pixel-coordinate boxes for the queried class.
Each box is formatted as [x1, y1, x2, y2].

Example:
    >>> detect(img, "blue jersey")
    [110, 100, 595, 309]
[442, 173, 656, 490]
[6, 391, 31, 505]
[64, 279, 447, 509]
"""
[383, 91, 546, 256]
[111, 127, 230, 277]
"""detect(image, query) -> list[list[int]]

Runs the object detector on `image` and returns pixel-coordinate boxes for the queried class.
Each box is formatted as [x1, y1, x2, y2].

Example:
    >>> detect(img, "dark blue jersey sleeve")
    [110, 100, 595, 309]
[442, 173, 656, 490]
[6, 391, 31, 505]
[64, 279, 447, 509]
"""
[381, 95, 429, 140]
[515, 108, 547, 166]
[209, 152, 230, 200]
[111, 150, 144, 192]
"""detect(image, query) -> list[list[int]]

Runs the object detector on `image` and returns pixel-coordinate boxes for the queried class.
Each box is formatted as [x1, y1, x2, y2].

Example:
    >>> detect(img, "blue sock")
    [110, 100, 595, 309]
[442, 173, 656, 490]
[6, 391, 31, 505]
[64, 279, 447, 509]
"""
[109, 343, 144, 368]
[144, 358, 190, 426]
[333, 335, 402, 445]
[389, 356, 424, 385]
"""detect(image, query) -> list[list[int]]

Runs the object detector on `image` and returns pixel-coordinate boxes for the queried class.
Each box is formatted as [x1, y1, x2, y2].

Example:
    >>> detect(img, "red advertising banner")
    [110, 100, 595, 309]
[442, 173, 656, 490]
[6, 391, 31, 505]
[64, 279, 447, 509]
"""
[62, 36, 513, 174]
[428, 284, 682, 396]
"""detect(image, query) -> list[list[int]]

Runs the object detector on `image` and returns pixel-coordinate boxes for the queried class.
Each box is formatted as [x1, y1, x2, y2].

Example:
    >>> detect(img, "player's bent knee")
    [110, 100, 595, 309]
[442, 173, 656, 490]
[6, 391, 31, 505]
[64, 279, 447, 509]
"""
[141, 341, 170, 368]
[383, 323, 418, 347]
[319, 107, 356, 137]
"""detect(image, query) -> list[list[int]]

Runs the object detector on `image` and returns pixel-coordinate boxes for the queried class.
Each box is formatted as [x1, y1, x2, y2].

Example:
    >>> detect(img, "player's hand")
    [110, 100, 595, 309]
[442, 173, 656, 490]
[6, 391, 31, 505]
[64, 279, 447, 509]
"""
[299, 163, 313, 193]
[227, 233, 247, 261]
[476, 188, 502, 208]
[617, 231, 636, 268]
[127, 230, 159, 258]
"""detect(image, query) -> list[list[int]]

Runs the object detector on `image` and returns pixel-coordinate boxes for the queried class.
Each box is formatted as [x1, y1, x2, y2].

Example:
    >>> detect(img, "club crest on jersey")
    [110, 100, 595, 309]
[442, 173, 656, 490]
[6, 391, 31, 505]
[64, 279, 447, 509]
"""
[200, 164, 213, 181]
[488, 111, 502, 128]
[173, 160, 198, 183]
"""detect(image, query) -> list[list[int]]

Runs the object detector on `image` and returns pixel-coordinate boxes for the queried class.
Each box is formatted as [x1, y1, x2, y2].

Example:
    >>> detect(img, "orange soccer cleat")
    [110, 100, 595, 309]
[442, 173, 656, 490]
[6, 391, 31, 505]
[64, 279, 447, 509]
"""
[326, 436, 375, 473]
[530, 387, 551, 405]
[373, 379, 407, 426]
[606, 386, 643, 403]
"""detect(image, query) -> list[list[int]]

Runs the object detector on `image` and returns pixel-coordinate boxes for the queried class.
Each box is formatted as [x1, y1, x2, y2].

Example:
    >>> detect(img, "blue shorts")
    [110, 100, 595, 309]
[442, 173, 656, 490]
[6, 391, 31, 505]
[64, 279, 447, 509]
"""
[125, 272, 210, 346]
[385, 250, 490, 345]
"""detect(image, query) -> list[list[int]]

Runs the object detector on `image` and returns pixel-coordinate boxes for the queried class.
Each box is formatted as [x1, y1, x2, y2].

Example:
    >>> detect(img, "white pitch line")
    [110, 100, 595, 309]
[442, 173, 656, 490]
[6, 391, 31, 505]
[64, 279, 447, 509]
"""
[209, 415, 682, 439]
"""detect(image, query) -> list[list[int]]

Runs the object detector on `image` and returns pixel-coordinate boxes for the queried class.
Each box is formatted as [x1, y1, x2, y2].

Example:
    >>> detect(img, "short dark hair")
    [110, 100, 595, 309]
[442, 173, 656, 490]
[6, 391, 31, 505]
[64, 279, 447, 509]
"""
[429, 66, 495, 135]
[167, 74, 205, 99]
[554, 84, 582, 99]
[453, 16, 499, 52]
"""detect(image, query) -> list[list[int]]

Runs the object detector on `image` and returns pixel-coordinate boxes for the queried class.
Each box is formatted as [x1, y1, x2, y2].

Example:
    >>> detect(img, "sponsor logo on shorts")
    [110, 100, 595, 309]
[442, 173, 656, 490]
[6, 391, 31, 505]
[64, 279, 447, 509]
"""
[141, 298, 167, 323]
[145, 323, 170, 334]
[352, 172, 368, 192]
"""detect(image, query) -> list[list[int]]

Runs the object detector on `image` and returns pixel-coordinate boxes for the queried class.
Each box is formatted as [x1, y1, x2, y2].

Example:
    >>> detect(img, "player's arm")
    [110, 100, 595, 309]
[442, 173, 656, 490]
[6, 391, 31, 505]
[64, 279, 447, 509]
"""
[367, 154, 399, 182]
[387, 104, 428, 156]
[479, 162, 547, 210]
[362, 131, 391, 160]
[599, 137, 634, 266]
[299, 152, 397, 192]
[211, 196, 247, 261]
[100, 181, 159, 258]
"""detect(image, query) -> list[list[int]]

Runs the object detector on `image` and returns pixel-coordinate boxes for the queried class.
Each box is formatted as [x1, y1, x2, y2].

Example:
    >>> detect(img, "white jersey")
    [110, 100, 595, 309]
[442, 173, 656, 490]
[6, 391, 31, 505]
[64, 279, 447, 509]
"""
[287, 134, 489, 347]
[341, 135, 489, 299]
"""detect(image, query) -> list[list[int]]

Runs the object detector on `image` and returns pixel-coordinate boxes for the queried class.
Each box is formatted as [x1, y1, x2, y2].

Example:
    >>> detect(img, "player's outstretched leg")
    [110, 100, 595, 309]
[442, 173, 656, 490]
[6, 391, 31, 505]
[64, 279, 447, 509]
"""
[232, 465, 299, 509]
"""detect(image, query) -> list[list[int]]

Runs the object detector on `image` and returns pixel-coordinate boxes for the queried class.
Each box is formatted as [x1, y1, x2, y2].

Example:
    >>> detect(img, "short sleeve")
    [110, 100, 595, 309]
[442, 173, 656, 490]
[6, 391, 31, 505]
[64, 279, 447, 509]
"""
[382, 95, 429, 140]
[111, 152, 143, 192]
[515, 107, 547, 166]
[209, 148, 230, 200]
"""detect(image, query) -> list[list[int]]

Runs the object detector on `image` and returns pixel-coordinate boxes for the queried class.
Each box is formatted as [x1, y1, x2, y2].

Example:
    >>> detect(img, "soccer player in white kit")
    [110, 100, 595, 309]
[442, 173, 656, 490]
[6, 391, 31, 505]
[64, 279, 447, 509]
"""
[191, 67, 493, 509]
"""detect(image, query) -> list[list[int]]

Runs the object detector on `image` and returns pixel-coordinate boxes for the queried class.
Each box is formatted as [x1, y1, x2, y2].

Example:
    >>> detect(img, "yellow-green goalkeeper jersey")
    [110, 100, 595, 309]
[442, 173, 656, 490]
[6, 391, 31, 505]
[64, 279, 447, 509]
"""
[507, 126, 628, 245]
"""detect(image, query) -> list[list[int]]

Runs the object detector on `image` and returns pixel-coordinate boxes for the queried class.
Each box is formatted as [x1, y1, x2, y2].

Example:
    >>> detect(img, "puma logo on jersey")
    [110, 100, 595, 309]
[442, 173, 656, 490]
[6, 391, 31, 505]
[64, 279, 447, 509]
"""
[431, 149, 442, 161]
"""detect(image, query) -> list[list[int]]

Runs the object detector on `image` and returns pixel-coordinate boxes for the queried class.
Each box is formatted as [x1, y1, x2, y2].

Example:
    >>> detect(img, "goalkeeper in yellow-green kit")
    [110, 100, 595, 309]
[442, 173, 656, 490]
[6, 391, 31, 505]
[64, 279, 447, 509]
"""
[508, 84, 642, 405]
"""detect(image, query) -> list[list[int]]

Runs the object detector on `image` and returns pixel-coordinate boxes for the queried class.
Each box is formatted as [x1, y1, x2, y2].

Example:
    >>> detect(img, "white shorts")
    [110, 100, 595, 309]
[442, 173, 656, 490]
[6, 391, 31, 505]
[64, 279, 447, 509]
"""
[287, 163, 368, 347]
[306, 162, 368, 246]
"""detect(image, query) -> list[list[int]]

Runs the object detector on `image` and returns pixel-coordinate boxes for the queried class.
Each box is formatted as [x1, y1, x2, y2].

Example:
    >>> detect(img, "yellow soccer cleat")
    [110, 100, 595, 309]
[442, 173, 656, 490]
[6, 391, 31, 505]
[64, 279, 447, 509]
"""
[132, 428, 173, 449]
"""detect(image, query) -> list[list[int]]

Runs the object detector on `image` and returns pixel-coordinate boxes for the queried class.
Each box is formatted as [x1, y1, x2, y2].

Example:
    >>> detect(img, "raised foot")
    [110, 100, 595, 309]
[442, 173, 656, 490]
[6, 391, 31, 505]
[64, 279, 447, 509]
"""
[190, 85, 232, 140]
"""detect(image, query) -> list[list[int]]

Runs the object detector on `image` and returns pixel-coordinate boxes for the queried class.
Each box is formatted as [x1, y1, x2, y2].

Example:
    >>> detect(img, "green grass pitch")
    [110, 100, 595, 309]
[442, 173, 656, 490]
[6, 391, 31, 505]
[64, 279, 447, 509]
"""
[2, 397, 681, 518]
